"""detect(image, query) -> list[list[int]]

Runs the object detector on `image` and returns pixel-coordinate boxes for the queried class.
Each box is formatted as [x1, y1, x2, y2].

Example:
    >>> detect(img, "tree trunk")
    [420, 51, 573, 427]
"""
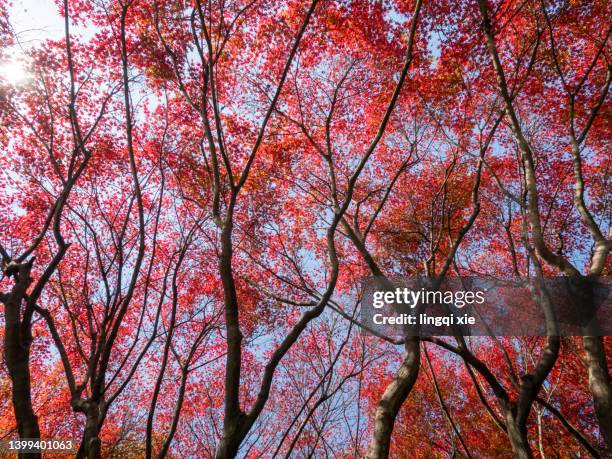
[5, 342, 40, 459]
[216, 217, 245, 459]
[366, 337, 420, 459]
[583, 335, 612, 448]
[506, 413, 533, 459]
[76, 403, 102, 459]
[572, 277, 612, 448]
[215, 418, 243, 459]
[3, 261, 41, 459]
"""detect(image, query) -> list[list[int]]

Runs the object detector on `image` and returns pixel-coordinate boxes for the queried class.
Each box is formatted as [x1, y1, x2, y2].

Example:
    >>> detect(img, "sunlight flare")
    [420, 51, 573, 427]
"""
[0, 57, 30, 85]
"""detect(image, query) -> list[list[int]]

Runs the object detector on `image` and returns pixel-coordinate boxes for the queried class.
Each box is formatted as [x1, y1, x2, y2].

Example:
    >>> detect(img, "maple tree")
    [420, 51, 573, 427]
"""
[0, 0, 610, 458]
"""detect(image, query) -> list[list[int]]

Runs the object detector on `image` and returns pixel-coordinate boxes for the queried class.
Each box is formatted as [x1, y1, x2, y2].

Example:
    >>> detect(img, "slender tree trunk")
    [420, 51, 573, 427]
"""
[5, 340, 40, 458]
[3, 261, 41, 459]
[157, 368, 189, 459]
[366, 337, 420, 459]
[216, 217, 245, 459]
[536, 409, 546, 459]
[573, 277, 612, 447]
[583, 335, 612, 447]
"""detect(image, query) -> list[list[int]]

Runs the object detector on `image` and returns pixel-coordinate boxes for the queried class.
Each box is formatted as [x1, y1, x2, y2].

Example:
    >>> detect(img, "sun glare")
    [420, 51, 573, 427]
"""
[0, 58, 30, 85]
